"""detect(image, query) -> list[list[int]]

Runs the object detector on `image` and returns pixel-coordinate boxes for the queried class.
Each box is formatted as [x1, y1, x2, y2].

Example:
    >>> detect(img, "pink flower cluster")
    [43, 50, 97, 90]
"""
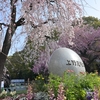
[48, 83, 66, 100]
[26, 85, 34, 100]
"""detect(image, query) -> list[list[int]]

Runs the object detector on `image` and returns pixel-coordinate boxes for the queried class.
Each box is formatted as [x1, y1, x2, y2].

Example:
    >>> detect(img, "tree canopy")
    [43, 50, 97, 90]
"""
[5, 51, 35, 81]
[82, 16, 100, 28]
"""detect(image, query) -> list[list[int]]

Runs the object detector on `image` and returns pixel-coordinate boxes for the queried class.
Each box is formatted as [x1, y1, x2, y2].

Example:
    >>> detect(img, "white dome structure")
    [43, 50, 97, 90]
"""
[48, 47, 86, 76]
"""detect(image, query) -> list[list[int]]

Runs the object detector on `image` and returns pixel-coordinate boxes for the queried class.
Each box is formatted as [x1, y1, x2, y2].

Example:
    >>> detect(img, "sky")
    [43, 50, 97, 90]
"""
[83, 0, 100, 19]
[8, 0, 100, 55]
[8, 27, 27, 56]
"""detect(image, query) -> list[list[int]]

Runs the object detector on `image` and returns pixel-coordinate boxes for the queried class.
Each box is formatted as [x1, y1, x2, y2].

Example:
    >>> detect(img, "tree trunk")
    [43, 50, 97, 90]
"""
[0, 1, 18, 92]
[0, 0, 26, 92]
[0, 53, 7, 92]
[0, 26, 16, 92]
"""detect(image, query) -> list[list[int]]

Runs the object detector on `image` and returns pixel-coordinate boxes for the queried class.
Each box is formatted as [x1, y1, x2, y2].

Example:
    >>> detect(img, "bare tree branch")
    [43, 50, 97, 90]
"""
[0, 23, 9, 27]
[15, 17, 25, 27]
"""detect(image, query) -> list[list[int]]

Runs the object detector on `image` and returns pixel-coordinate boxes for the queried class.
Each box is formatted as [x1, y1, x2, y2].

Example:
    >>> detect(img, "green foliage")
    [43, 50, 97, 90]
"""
[51, 29, 61, 41]
[47, 71, 100, 100]
[83, 16, 100, 29]
[5, 51, 35, 81]
[48, 74, 62, 97]
[32, 74, 47, 92]
[0, 90, 7, 99]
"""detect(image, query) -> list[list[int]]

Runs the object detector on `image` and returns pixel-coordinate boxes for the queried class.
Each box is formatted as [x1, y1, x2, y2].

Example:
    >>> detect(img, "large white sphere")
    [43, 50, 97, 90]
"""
[48, 48, 86, 76]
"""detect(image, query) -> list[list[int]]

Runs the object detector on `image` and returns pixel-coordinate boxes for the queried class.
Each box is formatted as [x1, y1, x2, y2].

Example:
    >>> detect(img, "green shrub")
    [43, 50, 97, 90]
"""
[32, 74, 47, 92]
[47, 70, 100, 100]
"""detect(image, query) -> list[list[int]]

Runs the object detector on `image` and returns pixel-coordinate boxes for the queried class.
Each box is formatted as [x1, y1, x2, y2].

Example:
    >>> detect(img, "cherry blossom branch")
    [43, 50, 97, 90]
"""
[30, 18, 56, 28]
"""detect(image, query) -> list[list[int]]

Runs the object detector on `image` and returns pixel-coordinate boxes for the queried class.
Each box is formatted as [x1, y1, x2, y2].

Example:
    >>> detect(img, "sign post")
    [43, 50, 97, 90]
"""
[1, 80, 4, 91]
